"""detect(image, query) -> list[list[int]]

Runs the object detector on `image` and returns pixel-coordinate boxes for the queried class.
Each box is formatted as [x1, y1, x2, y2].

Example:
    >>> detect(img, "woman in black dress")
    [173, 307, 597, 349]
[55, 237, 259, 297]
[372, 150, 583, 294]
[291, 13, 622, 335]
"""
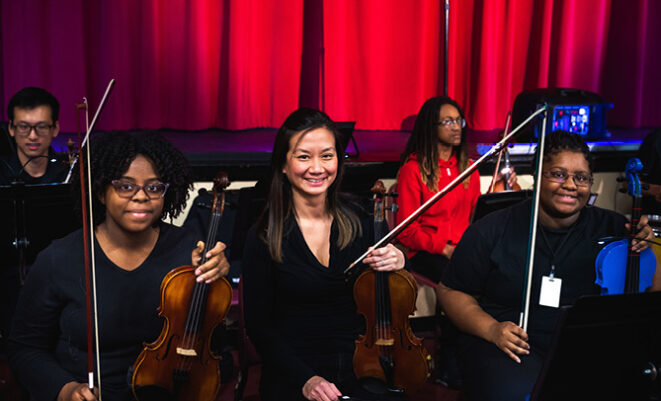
[242, 108, 406, 401]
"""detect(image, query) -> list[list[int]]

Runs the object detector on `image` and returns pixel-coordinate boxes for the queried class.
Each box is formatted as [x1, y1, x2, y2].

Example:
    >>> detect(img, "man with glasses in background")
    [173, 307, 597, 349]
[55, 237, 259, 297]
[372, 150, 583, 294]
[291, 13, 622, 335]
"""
[1, 87, 68, 185]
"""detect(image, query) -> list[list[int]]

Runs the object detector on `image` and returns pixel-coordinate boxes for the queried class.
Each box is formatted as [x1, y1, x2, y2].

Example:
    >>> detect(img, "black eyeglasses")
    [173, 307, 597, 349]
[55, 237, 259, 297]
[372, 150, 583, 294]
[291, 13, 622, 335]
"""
[542, 169, 593, 187]
[11, 122, 55, 137]
[110, 180, 170, 199]
[437, 118, 466, 128]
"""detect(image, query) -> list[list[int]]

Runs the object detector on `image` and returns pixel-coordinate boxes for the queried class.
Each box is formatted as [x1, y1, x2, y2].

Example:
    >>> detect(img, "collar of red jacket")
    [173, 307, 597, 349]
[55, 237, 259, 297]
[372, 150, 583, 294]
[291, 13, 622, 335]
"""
[408, 152, 457, 168]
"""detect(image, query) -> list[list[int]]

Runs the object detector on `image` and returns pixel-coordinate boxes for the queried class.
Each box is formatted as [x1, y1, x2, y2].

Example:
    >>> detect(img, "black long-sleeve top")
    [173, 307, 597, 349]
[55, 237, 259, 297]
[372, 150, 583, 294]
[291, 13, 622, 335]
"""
[242, 212, 375, 393]
[8, 224, 196, 401]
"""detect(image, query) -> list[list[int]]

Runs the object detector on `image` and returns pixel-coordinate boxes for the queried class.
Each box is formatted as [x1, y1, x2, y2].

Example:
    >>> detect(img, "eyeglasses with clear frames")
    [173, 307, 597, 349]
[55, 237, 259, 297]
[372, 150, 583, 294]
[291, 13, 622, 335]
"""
[11, 122, 55, 137]
[542, 169, 593, 187]
[110, 180, 170, 199]
[437, 118, 466, 128]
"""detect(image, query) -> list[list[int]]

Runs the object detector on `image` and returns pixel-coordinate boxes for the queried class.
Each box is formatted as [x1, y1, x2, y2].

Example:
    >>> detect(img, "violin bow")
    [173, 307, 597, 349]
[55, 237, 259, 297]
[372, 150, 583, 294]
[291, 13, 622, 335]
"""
[519, 106, 549, 332]
[77, 79, 116, 398]
[344, 106, 548, 275]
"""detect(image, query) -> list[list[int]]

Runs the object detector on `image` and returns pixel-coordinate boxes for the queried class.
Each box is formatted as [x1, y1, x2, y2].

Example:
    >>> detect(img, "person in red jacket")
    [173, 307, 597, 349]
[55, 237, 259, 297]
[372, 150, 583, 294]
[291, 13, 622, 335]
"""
[396, 95, 517, 388]
[397, 96, 517, 283]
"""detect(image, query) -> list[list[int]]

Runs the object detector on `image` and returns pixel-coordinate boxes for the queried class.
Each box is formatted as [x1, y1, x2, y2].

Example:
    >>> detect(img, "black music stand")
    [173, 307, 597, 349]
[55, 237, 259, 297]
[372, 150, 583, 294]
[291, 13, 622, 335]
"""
[0, 182, 80, 282]
[470, 190, 532, 223]
[530, 292, 661, 401]
[337, 121, 359, 158]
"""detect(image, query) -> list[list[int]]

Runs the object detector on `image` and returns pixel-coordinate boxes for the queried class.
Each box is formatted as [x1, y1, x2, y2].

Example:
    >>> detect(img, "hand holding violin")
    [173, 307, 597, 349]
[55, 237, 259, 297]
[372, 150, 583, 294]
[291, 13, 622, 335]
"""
[486, 321, 530, 364]
[498, 168, 518, 190]
[362, 244, 405, 272]
[303, 375, 342, 401]
[191, 241, 230, 283]
[58, 382, 97, 401]
[626, 215, 655, 253]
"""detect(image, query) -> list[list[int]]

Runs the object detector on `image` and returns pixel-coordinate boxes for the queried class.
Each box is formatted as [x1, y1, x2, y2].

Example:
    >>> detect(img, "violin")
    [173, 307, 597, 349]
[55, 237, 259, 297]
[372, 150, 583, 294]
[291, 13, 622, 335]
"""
[130, 172, 233, 401]
[595, 158, 657, 294]
[352, 180, 431, 394]
[489, 111, 521, 193]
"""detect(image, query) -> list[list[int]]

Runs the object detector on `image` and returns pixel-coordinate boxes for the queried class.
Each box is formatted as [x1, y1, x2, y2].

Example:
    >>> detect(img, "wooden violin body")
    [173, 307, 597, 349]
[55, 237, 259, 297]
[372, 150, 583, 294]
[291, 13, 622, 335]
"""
[351, 180, 430, 393]
[353, 269, 430, 392]
[131, 268, 232, 400]
[131, 172, 233, 401]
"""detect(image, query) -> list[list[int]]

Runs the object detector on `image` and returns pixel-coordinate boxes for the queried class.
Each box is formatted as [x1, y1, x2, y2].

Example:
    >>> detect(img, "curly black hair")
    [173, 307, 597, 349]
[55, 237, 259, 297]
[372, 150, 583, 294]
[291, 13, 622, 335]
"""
[537, 130, 593, 172]
[72, 132, 194, 225]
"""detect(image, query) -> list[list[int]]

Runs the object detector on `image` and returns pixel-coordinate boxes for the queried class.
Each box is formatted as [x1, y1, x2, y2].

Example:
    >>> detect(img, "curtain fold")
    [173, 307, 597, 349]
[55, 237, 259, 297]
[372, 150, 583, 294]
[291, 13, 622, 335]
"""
[1, 0, 659, 132]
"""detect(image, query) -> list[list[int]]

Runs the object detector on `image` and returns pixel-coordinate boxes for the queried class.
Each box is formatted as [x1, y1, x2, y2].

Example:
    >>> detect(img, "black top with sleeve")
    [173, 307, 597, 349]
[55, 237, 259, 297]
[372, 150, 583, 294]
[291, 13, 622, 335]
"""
[241, 209, 375, 394]
[0, 148, 69, 185]
[441, 200, 627, 353]
[8, 223, 197, 401]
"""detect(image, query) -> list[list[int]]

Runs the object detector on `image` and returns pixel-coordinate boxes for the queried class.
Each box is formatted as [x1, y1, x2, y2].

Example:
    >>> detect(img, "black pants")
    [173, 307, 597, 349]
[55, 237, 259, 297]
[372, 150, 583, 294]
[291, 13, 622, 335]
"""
[457, 336, 544, 401]
[260, 352, 408, 401]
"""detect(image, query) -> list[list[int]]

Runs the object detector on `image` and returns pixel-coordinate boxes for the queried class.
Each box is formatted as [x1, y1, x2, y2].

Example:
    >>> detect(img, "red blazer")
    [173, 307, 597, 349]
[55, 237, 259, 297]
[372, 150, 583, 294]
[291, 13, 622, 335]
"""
[395, 153, 481, 258]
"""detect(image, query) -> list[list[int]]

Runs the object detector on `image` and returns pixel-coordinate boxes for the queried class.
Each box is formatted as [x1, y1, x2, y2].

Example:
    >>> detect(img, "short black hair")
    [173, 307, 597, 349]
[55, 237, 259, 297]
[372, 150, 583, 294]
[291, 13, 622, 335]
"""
[73, 132, 194, 225]
[7, 87, 60, 122]
[536, 130, 593, 172]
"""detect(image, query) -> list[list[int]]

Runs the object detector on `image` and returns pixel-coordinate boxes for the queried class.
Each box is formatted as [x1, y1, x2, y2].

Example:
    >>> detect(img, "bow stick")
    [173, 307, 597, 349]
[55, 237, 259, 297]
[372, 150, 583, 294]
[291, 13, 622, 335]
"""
[76, 79, 115, 398]
[344, 105, 548, 275]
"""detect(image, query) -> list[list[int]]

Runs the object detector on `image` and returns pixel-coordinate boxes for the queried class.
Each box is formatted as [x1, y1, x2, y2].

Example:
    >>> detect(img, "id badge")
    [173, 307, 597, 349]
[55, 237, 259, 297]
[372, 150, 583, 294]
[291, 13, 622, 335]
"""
[539, 275, 562, 308]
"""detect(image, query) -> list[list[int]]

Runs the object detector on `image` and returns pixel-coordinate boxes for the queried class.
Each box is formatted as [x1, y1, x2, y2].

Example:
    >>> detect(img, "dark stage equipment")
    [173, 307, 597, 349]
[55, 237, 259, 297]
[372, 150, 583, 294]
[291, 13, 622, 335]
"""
[337, 121, 359, 158]
[512, 88, 613, 140]
[531, 292, 661, 401]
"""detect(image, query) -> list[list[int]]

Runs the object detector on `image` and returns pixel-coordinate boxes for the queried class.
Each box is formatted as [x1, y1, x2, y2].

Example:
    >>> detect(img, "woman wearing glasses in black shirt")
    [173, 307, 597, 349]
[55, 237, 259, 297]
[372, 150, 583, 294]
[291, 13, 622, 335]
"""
[8, 132, 229, 401]
[437, 130, 659, 401]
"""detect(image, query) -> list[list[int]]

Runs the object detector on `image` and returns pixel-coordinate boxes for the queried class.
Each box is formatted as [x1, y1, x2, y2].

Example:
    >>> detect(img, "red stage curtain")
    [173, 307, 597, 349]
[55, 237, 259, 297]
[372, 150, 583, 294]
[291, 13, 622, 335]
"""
[1, 0, 659, 131]
[1, 0, 303, 131]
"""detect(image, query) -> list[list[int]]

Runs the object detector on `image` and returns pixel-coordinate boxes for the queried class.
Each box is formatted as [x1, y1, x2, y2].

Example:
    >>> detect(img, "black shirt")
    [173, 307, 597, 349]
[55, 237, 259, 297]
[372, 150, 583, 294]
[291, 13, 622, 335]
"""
[8, 224, 198, 401]
[441, 200, 627, 352]
[0, 148, 69, 185]
[242, 212, 374, 392]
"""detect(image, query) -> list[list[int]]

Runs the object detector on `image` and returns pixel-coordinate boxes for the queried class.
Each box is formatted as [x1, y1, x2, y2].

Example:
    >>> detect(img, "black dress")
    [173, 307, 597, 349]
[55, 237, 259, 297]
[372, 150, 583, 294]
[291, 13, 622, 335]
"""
[8, 224, 197, 401]
[441, 200, 626, 401]
[242, 212, 382, 401]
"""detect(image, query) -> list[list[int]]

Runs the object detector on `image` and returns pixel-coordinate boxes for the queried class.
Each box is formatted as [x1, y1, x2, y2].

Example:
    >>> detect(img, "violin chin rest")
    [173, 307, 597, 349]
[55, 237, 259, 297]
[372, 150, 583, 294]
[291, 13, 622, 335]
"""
[358, 377, 405, 395]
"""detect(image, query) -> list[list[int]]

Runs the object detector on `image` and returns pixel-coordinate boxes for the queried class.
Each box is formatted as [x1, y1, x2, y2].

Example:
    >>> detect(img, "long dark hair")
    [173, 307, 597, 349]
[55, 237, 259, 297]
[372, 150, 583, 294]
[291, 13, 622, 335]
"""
[257, 108, 361, 262]
[400, 96, 470, 191]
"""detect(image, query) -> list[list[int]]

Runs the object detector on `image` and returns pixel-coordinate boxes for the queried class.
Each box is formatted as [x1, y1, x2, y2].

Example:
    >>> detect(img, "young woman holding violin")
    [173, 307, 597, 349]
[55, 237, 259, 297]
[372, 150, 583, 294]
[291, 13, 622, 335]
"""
[8, 132, 229, 401]
[242, 108, 406, 401]
[436, 130, 659, 401]
[396, 96, 517, 283]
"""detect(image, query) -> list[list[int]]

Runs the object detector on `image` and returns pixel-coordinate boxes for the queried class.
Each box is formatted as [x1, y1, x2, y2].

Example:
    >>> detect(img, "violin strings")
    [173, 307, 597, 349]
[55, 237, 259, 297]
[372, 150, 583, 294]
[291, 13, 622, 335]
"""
[180, 208, 221, 373]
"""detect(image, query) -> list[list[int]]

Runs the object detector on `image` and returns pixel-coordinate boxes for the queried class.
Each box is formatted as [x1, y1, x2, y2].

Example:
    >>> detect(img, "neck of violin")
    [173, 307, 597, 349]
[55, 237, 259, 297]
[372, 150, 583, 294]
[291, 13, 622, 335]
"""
[625, 196, 642, 293]
[199, 208, 223, 266]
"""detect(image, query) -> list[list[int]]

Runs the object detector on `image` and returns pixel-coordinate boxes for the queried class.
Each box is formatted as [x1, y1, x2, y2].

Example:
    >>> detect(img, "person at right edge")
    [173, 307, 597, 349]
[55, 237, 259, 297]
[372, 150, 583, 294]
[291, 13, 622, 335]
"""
[436, 130, 659, 401]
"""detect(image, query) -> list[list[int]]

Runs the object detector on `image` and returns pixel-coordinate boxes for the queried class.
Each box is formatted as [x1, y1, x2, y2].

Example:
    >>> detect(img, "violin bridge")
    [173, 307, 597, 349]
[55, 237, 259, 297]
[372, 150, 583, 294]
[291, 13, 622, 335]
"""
[176, 347, 198, 356]
[375, 338, 394, 346]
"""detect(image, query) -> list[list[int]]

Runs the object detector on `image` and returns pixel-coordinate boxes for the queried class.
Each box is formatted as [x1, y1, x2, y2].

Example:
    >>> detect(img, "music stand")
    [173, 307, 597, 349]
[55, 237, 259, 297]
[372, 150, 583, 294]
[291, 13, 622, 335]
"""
[530, 292, 661, 401]
[0, 182, 80, 282]
[336, 121, 359, 158]
[470, 190, 532, 223]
